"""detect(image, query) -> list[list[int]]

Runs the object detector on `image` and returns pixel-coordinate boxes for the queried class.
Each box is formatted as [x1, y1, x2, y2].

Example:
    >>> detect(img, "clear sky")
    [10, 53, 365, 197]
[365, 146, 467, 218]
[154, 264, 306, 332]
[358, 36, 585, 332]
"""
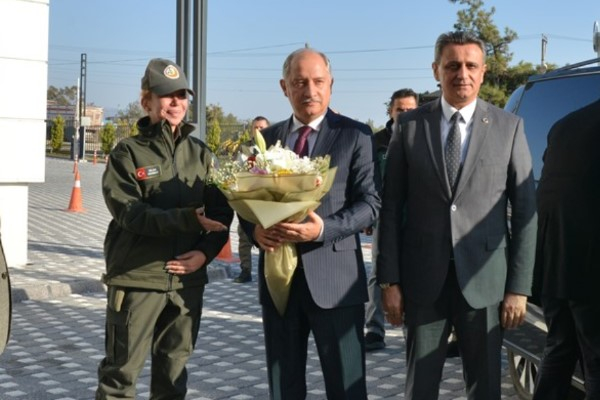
[48, 0, 600, 127]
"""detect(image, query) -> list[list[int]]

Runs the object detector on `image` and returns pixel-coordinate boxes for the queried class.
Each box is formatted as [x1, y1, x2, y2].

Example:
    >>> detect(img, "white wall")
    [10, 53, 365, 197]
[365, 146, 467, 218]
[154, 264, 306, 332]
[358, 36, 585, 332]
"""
[0, 0, 49, 266]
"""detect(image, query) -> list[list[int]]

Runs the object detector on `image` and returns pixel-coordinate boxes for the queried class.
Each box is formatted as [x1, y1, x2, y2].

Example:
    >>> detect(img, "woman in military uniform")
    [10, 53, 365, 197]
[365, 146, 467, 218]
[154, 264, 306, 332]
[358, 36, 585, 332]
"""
[96, 58, 233, 399]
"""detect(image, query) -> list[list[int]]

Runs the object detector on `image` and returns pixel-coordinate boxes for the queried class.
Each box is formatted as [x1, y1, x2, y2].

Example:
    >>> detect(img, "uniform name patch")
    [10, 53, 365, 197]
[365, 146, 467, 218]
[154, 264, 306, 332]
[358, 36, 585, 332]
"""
[135, 165, 161, 180]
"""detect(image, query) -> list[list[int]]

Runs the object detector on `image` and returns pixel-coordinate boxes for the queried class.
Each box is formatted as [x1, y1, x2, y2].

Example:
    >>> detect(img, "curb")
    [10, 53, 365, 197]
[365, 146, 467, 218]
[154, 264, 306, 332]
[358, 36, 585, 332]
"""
[9, 263, 232, 303]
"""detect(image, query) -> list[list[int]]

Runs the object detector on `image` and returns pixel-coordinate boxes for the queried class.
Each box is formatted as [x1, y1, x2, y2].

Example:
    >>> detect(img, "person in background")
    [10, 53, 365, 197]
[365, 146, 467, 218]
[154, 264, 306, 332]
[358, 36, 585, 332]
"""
[96, 58, 233, 399]
[245, 48, 380, 399]
[532, 98, 600, 400]
[364, 88, 418, 352]
[377, 31, 537, 399]
[234, 116, 270, 283]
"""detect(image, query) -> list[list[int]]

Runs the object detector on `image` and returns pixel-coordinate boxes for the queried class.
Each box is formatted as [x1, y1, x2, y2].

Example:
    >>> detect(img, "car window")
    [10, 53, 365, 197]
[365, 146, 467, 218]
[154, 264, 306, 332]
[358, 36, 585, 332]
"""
[514, 72, 600, 182]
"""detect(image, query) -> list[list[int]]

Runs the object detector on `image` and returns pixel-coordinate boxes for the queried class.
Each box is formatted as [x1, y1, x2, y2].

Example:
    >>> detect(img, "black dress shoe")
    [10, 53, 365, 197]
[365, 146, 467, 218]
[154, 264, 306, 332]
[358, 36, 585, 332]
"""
[365, 332, 385, 352]
[233, 270, 252, 283]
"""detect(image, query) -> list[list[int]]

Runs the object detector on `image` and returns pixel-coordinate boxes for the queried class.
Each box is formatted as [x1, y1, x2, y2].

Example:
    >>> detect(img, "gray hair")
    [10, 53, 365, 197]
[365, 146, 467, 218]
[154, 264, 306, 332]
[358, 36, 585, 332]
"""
[434, 31, 486, 64]
[282, 48, 332, 79]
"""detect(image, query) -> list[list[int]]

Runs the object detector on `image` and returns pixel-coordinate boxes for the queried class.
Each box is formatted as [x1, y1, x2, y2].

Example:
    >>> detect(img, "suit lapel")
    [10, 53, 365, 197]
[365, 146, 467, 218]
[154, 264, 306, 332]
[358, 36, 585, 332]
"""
[454, 100, 491, 198]
[312, 109, 341, 157]
[423, 101, 450, 196]
[267, 118, 293, 147]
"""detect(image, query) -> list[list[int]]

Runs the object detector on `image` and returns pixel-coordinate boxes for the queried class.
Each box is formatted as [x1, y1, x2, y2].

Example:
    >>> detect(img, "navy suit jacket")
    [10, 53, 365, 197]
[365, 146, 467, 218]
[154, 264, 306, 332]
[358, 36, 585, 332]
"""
[247, 109, 380, 309]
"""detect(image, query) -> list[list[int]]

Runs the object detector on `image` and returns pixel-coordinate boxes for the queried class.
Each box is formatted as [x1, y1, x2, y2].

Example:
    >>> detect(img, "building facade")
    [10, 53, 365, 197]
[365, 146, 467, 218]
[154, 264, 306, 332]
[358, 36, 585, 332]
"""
[0, 0, 49, 266]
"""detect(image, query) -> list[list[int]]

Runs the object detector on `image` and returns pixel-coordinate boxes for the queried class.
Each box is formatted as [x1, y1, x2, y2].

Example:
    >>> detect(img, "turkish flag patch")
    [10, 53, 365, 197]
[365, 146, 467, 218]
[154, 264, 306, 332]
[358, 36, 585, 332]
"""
[135, 165, 161, 180]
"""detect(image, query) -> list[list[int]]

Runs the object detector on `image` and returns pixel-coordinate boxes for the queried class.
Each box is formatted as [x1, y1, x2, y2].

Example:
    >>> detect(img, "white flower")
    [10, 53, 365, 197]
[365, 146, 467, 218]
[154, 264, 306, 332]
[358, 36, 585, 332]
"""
[209, 133, 330, 191]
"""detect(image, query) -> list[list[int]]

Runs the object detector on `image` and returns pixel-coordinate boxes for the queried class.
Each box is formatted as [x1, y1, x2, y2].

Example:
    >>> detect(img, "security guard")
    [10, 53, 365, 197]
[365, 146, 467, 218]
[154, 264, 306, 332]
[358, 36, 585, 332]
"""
[95, 58, 233, 399]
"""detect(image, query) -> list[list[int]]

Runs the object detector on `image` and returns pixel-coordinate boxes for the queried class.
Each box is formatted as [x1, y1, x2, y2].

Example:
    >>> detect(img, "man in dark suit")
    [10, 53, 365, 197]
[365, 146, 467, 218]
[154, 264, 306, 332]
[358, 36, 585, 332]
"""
[377, 31, 537, 400]
[532, 99, 600, 400]
[248, 48, 380, 399]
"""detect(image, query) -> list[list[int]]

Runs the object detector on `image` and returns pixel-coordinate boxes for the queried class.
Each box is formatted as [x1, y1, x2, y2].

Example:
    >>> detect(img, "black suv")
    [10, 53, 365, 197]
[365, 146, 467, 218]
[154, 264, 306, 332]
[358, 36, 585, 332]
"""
[503, 57, 600, 399]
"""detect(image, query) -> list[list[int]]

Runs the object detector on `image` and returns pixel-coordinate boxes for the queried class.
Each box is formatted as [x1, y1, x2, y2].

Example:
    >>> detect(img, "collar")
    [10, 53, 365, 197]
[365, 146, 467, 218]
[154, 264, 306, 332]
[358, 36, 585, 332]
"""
[291, 113, 326, 132]
[137, 117, 195, 139]
[440, 96, 477, 124]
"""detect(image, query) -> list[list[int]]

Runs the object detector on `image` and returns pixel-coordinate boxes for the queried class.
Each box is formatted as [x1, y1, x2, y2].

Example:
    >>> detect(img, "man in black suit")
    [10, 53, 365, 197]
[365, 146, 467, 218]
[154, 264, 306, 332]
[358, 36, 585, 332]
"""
[248, 48, 380, 399]
[377, 31, 537, 399]
[365, 88, 418, 352]
[533, 99, 600, 400]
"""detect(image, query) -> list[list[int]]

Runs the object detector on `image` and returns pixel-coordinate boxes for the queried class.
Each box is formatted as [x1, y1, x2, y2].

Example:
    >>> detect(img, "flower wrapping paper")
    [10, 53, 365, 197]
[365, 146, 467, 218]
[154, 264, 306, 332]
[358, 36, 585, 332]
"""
[219, 167, 337, 316]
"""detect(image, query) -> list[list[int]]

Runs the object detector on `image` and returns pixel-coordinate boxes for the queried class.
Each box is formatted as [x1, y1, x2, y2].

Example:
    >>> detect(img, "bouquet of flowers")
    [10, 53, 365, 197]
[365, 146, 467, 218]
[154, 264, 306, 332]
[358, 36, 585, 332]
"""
[210, 130, 337, 315]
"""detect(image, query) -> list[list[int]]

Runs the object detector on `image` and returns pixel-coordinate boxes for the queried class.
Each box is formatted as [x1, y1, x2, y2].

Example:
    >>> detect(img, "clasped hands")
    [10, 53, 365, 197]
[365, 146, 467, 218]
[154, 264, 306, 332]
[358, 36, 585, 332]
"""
[254, 210, 323, 252]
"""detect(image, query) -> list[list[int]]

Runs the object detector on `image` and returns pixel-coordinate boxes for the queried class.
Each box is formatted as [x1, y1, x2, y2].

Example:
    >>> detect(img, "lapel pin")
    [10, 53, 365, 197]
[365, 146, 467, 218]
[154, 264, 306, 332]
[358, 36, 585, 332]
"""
[482, 117, 489, 124]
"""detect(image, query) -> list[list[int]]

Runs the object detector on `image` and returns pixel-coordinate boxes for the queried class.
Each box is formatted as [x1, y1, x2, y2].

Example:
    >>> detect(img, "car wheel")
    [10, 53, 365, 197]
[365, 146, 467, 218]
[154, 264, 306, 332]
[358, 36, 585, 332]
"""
[507, 349, 538, 400]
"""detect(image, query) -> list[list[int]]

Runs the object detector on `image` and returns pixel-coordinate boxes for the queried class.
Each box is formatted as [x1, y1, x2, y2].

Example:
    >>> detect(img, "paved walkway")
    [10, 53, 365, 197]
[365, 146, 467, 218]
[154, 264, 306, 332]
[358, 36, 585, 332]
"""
[0, 158, 521, 399]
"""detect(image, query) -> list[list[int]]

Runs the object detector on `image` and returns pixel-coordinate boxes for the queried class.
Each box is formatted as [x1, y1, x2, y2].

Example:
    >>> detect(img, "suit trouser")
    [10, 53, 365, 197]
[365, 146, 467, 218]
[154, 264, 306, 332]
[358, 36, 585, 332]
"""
[404, 264, 502, 400]
[237, 222, 253, 272]
[96, 285, 204, 400]
[365, 225, 385, 337]
[533, 296, 600, 400]
[262, 268, 367, 400]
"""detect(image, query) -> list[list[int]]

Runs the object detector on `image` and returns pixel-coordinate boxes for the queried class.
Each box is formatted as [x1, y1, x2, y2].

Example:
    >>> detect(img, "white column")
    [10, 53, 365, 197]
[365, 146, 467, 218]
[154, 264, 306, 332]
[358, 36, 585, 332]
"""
[0, 0, 49, 266]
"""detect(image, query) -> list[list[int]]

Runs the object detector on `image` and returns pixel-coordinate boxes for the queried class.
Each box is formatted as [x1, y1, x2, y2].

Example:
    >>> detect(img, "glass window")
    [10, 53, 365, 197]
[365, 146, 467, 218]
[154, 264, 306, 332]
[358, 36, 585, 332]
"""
[513, 72, 600, 182]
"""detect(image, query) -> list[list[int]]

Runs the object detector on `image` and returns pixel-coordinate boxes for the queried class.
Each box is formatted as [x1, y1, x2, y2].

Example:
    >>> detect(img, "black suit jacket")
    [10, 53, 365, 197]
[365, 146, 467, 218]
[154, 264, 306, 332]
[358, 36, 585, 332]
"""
[535, 99, 600, 301]
[248, 109, 380, 309]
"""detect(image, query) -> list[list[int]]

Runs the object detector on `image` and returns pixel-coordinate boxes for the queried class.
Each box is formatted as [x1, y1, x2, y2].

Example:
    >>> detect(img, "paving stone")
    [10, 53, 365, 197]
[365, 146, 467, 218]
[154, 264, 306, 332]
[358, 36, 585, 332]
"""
[0, 158, 523, 399]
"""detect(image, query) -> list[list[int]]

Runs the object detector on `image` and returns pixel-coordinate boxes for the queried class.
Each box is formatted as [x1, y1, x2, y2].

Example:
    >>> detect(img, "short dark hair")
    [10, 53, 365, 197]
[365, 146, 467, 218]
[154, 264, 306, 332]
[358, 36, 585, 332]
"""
[252, 116, 270, 126]
[434, 31, 485, 64]
[390, 88, 419, 106]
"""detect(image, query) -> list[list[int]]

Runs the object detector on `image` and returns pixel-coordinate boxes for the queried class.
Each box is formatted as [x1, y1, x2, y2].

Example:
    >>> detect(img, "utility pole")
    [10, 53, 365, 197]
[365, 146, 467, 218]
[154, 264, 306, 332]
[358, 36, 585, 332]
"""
[540, 34, 548, 73]
[193, 0, 208, 140]
[78, 53, 87, 160]
[176, 0, 190, 85]
[72, 78, 80, 162]
[176, 0, 207, 140]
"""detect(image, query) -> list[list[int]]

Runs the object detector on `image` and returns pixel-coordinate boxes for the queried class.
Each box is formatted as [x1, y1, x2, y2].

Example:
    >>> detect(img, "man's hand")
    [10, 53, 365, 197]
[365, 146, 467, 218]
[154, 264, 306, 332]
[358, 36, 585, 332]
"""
[254, 225, 283, 252]
[501, 292, 527, 329]
[165, 250, 207, 275]
[195, 207, 227, 233]
[382, 285, 404, 327]
[271, 210, 323, 243]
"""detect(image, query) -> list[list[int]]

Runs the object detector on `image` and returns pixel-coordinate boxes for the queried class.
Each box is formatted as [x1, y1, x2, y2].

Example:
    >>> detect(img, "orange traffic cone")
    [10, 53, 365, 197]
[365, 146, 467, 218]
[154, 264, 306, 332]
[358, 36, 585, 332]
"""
[66, 171, 85, 212]
[216, 237, 239, 263]
[93, 149, 97, 165]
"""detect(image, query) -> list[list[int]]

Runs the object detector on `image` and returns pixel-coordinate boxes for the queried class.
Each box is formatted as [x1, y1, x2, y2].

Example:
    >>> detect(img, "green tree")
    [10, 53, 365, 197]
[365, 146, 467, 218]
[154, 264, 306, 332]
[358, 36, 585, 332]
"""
[117, 118, 138, 138]
[50, 115, 65, 153]
[47, 85, 77, 106]
[365, 118, 384, 133]
[238, 128, 251, 143]
[115, 101, 144, 136]
[100, 123, 117, 156]
[206, 119, 222, 153]
[206, 103, 245, 142]
[206, 104, 224, 123]
[450, 0, 519, 106]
